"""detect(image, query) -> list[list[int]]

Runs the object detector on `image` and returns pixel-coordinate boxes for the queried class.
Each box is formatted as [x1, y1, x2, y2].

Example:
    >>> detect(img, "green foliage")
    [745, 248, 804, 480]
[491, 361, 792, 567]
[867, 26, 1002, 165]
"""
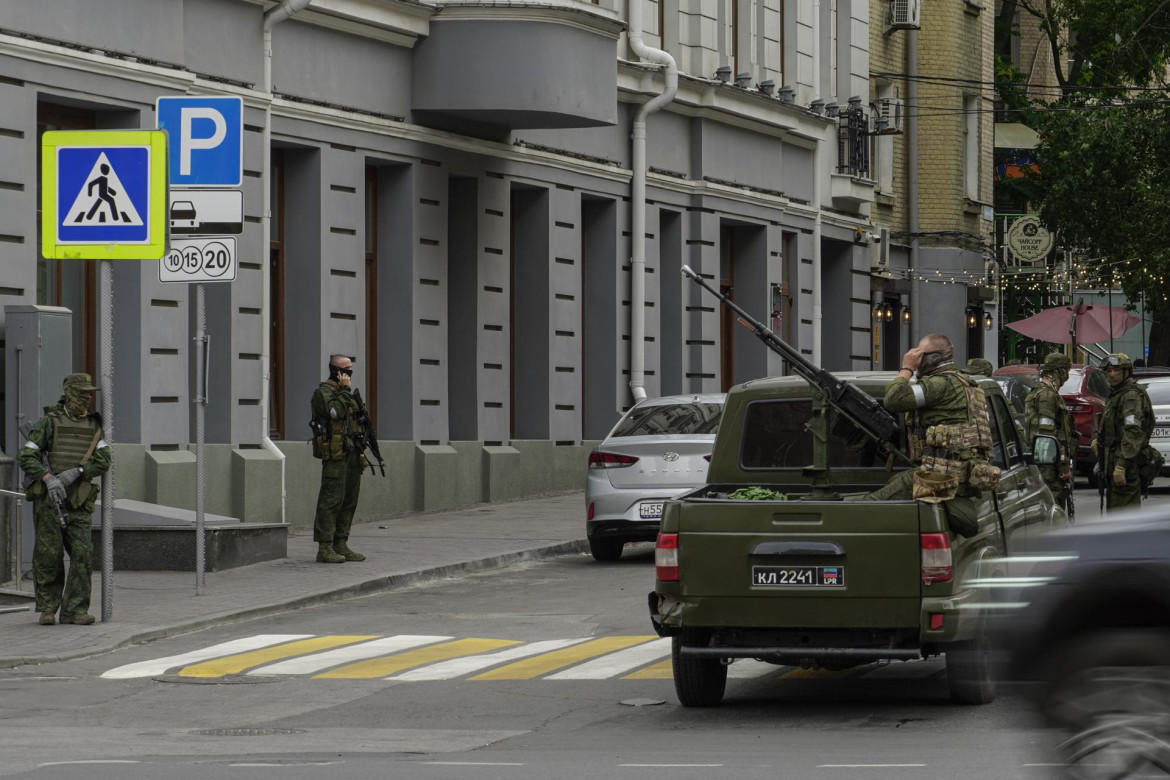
[728, 487, 788, 501]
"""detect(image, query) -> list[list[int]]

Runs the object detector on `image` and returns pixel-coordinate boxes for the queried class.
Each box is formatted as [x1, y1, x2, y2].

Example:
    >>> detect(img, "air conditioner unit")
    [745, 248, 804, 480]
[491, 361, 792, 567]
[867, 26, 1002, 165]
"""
[869, 226, 891, 270]
[871, 97, 905, 135]
[886, 0, 921, 31]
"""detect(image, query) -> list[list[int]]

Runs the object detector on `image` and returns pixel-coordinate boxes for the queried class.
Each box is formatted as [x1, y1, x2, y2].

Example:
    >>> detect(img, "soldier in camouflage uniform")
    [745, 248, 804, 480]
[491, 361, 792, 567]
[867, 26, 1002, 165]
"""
[1099, 353, 1154, 511]
[17, 373, 111, 625]
[964, 358, 994, 377]
[868, 334, 999, 537]
[310, 355, 367, 563]
[1024, 352, 1074, 510]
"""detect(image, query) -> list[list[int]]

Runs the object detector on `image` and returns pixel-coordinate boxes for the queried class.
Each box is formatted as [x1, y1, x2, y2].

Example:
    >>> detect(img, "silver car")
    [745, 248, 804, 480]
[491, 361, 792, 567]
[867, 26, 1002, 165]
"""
[585, 393, 724, 561]
[1139, 377, 1170, 477]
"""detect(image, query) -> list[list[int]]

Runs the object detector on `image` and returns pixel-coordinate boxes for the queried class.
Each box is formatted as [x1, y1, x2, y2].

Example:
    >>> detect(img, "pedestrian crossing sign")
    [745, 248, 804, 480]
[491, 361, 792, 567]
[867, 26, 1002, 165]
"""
[41, 130, 168, 260]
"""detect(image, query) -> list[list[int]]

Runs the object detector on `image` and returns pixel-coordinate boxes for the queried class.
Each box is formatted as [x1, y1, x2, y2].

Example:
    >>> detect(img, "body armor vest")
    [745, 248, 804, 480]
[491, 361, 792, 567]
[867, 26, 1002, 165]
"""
[47, 411, 100, 474]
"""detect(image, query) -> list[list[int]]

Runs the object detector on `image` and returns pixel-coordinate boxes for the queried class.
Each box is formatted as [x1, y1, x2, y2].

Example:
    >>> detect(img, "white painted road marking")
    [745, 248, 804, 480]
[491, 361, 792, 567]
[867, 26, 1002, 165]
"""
[249, 635, 452, 676]
[547, 637, 670, 679]
[100, 635, 311, 679]
[394, 638, 590, 680]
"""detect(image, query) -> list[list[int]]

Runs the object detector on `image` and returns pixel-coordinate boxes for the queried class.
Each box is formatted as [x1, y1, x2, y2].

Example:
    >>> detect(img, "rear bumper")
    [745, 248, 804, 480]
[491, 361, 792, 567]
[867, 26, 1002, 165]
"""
[588, 519, 660, 543]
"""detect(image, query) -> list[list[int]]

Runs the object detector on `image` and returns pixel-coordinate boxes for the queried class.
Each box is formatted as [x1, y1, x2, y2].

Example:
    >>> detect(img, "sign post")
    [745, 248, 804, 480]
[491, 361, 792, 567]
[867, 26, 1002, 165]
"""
[157, 96, 243, 596]
[41, 129, 168, 622]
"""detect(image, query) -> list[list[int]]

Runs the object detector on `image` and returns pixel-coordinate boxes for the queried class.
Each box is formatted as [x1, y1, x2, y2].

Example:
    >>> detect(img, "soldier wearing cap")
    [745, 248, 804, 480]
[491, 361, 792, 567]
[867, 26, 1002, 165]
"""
[1025, 352, 1074, 510]
[964, 358, 994, 377]
[1099, 353, 1154, 510]
[17, 373, 111, 626]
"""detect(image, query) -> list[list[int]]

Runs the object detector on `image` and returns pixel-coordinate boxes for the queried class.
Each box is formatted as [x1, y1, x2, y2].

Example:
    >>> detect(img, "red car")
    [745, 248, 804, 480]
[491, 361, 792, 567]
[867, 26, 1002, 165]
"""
[993, 364, 1110, 476]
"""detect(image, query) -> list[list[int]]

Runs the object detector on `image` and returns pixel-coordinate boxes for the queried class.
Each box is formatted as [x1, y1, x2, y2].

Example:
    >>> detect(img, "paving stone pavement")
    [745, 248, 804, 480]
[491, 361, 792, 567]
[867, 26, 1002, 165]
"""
[0, 490, 587, 669]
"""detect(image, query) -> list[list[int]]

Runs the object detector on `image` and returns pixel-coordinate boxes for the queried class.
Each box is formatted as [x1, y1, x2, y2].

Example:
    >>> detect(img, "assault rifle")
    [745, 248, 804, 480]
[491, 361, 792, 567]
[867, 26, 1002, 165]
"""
[351, 389, 386, 477]
[681, 265, 911, 464]
[1097, 435, 1108, 512]
[18, 422, 70, 542]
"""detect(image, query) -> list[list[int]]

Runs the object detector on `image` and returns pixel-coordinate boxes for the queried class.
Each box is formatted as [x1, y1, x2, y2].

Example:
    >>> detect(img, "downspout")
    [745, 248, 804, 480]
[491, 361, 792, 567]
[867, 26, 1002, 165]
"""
[811, 0, 823, 365]
[627, 0, 677, 403]
[907, 29, 920, 344]
[261, 0, 311, 524]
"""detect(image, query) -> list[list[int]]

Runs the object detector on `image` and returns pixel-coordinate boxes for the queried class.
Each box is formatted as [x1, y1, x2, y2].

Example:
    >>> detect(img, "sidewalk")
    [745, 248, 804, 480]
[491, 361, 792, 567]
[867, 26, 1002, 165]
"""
[0, 490, 587, 669]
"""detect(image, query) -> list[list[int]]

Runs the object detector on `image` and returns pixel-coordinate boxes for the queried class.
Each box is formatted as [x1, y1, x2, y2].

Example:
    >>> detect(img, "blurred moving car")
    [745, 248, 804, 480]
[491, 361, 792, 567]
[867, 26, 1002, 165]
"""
[585, 393, 724, 561]
[995, 364, 1108, 476]
[999, 514, 1170, 776]
[1138, 377, 1170, 477]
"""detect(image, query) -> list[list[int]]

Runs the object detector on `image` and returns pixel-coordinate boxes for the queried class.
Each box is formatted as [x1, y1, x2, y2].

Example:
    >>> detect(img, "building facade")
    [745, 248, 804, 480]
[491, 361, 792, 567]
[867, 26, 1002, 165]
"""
[0, 0, 984, 529]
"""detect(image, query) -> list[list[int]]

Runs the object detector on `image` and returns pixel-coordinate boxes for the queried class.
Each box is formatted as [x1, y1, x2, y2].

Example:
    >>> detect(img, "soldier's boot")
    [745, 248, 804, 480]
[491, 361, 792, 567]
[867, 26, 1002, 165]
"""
[59, 613, 95, 625]
[39, 612, 56, 626]
[332, 540, 366, 562]
[316, 542, 345, 564]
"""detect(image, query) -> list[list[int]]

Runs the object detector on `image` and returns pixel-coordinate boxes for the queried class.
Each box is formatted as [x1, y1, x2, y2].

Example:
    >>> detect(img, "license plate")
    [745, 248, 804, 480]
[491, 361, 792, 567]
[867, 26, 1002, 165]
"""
[639, 502, 664, 519]
[1154, 427, 1170, 439]
[752, 566, 845, 587]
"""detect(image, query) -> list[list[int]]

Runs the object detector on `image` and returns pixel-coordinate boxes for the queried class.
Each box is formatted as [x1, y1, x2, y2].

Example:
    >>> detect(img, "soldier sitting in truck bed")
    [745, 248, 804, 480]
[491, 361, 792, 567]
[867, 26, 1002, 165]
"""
[866, 333, 1000, 537]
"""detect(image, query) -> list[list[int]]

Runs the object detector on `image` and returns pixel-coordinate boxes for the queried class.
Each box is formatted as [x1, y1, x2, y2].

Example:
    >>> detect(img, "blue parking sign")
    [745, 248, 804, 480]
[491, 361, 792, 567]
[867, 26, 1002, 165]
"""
[157, 96, 243, 187]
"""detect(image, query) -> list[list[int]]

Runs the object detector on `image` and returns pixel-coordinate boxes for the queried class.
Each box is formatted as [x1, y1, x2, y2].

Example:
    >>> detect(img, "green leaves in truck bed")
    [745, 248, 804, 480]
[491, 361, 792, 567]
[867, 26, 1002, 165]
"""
[727, 486, 788, 501]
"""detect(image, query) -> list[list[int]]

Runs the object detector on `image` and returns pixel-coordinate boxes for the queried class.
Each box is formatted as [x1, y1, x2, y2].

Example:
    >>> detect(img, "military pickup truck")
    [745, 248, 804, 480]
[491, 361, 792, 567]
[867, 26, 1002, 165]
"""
[648, 371, 1068, 707]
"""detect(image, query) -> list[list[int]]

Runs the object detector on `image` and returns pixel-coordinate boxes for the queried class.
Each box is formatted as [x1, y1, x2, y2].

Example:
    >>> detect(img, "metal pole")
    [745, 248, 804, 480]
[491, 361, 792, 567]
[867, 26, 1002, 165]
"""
[99, 259, 115, 621]
[12, 346, 25, 590]
[1108, 286, 1114, 353]
[194, 283, 206, 595]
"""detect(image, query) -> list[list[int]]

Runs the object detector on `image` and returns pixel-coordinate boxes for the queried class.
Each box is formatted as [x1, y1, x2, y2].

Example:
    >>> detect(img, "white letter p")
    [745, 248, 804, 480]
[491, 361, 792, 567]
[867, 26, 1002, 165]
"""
[180, 107, 227, 177]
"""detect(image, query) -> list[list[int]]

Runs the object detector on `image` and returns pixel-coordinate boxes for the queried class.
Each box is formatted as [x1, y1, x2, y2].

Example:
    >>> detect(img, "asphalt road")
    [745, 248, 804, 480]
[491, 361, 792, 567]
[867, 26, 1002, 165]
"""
[4, 484, 1168, 780]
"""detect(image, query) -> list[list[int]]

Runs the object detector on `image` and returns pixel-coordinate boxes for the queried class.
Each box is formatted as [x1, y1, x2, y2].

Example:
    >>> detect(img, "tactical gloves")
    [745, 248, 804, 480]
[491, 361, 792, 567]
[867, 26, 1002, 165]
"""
[1113, 463, 1128, 487]
[59, 467, 84, 489]
[44, 473, 66, 504]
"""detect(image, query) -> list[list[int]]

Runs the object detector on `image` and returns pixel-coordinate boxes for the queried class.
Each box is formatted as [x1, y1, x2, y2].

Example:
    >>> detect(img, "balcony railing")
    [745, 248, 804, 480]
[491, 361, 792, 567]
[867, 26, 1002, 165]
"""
[837, 105, 870, 179]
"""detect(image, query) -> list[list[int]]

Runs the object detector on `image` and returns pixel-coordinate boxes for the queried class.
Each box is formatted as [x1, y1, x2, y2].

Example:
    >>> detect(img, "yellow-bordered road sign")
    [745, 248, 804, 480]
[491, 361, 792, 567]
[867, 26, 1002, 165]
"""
[41, 130, 168, 260]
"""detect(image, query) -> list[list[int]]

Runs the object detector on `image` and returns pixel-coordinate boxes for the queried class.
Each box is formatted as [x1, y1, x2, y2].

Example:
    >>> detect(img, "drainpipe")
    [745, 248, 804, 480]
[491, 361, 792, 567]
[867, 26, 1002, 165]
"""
[907, 29, 920, 345]
[260, 0, 311, 524]
[810, 0, 823, 365]
[627, 0, 677, 403]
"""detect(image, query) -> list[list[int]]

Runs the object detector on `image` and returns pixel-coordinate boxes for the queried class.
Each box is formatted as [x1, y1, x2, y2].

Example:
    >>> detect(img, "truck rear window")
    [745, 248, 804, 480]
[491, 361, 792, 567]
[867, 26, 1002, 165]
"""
[739, 399, 889, 470]
[611, 402, 723, 437]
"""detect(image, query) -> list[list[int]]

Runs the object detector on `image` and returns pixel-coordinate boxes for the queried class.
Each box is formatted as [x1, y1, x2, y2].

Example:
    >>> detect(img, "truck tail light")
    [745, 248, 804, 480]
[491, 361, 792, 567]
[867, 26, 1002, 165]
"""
[588, 451, 639, 469]
[921, 533, 953, 585]
[587, 502, 594, 521]
[656, 533, 679, 582]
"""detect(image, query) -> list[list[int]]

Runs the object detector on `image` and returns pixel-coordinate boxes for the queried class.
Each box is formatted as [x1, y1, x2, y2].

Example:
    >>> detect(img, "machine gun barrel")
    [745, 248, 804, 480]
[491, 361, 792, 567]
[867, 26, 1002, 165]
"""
[681, 265, 910, 463]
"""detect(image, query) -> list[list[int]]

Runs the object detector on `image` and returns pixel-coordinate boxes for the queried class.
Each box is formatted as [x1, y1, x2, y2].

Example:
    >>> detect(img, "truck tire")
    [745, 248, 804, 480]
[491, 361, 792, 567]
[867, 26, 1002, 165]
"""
[672, 628, 727, 707]
[588, 537, 623, 562]
[946, 615, 996, 705]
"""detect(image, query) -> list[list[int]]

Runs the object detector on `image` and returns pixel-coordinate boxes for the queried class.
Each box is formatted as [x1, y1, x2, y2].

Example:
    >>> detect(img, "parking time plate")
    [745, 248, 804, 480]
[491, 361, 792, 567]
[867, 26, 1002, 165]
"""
[752, 566, 845, 587]
[639, 502, 664, 519]
[1154, 427, 1170, 439]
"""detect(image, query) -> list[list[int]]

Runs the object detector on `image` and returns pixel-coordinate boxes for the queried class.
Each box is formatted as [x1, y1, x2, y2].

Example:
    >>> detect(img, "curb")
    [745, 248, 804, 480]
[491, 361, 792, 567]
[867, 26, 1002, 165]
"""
[0, 539, 588, 669]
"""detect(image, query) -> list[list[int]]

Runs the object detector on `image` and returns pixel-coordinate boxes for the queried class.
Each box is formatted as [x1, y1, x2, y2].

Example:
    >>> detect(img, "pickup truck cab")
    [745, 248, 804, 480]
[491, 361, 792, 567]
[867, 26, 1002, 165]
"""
[649, 371, 1066, 707]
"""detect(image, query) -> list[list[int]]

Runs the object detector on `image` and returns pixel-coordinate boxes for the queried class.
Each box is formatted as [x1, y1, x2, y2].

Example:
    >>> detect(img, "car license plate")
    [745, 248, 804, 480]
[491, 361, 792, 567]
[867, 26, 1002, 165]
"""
[1154, 427, 1170, 439]
[752, 566, 845, 587]
[639, 502, 664, 519]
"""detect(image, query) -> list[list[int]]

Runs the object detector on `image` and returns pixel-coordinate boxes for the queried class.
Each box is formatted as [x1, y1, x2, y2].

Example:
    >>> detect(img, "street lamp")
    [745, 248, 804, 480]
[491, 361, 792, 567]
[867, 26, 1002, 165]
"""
[966, 309, 978, 329]
[902, 308, 911, 324]
[983, 312, 993, 331]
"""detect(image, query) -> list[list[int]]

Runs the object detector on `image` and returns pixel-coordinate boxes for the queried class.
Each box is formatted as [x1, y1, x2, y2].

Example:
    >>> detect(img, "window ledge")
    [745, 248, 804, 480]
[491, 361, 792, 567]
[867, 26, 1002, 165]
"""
[875, 192, 897, 207]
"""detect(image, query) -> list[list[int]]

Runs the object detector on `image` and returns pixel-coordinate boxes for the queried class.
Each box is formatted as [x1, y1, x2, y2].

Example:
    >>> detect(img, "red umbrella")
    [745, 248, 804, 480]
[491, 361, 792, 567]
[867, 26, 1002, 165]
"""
[1006, 301, 1142, 347]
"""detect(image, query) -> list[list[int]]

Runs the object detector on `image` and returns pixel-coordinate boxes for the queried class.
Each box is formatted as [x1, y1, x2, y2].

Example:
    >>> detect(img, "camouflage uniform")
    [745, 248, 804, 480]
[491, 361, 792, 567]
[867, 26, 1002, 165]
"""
[1100, 355, 1153, 511]
[17, 374, 111, 623]
[868, 365, 996, 537]
[964, 358, 994, 377]
[311, 379, 365, 561]
[1024, 354, 1074, 510]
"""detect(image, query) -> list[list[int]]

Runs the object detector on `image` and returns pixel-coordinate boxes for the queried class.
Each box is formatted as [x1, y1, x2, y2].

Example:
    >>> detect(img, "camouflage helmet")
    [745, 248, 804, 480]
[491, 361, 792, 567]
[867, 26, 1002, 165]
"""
[1040, 352, 1071, 376]
[63, 373, 98, 391]
[965, 358, 993, 377]
[1103, 353, 1133, 370]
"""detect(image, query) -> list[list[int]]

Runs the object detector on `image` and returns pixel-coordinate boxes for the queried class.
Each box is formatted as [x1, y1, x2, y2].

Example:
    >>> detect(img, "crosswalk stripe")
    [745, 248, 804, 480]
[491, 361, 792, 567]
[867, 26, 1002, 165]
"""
[394, 638, 591, 681]
[781, 666, 870, 680]
[179, 636, 377, 678]
[100, 635, 312, 679]
[547, 638, 671, 680]
[728, 659, 784, 679]
[316, 638, 519, 680]
[471, 636, 657, 680]
[248, 635, 453, 676]
[623, 658, 673, 680]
